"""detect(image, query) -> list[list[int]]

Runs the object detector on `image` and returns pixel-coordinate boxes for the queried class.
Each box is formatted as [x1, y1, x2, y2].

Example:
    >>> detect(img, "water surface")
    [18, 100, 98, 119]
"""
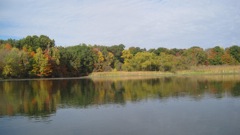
[0, 75, 240, 135]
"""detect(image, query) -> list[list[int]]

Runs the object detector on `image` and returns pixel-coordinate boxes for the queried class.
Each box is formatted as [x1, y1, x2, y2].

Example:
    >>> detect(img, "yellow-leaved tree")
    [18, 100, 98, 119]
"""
[31, 48, 52, 77]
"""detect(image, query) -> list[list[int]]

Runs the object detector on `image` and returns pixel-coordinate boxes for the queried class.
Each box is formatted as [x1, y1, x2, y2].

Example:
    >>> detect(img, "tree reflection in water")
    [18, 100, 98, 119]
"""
[0, 75, 240, 117]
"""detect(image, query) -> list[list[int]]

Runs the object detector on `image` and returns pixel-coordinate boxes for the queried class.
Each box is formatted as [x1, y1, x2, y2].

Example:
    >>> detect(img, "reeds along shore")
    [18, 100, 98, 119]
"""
[89, 65, 240, 77]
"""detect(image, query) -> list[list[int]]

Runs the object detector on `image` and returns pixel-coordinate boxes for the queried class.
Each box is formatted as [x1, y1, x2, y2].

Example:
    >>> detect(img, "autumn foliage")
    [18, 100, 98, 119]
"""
[0, 35, 240, 78]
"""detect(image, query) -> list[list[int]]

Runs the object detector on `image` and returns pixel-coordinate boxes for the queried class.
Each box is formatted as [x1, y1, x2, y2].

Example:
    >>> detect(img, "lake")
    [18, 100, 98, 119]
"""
[0, 75, 240, 135]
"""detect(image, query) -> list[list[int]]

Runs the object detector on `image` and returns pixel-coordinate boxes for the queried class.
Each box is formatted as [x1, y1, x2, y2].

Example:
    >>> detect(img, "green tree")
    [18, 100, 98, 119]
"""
[132, 52, 157, 71]
[229, 45, 240, 63]
[104, 52, 114, 71]
[67, 44, 96, 76]
[2, 48, 21, 78]
[18, 48, 32, 77]
[58, 47, 74, 76]
[129, 47, 146, 56]
[107, 44, 125, 63]
[149, 47, 169, 56]
[183, 46, 207, 66]
[0, 48, 7, 77]
[94, 51, 105, 72]
[158, 53, 177, 72]
[207, 46, 224, 65]
[121, 50, 133, 71]
[169, 48, 185, 56]
[221, 48, 238, 65]
[17, 35, 55, 51]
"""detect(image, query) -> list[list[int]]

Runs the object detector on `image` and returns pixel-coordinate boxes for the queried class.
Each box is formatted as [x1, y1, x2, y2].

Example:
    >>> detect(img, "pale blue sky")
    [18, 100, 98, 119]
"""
[0, 0, 240, 49]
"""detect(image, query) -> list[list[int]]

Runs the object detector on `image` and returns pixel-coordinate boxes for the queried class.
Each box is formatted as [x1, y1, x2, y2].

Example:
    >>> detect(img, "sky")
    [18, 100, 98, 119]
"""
[0, 0, 240, 49]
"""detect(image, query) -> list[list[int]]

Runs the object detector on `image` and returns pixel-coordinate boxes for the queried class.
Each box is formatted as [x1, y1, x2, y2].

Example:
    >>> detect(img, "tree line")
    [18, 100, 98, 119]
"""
[0, 35, 240, 78]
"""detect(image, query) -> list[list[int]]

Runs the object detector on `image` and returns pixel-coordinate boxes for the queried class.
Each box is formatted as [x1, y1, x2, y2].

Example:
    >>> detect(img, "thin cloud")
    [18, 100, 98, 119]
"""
[0, 0, 240, 49]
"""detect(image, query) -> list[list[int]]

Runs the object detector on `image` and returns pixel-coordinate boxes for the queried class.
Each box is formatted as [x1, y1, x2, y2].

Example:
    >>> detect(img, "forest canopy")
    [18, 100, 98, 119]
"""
[0, 35, 240, 78]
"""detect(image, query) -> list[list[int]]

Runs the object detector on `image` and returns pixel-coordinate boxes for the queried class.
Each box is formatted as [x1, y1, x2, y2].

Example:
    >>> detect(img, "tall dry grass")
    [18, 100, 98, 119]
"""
[178, 65, 240, 75]
[89, 65, 240, 78]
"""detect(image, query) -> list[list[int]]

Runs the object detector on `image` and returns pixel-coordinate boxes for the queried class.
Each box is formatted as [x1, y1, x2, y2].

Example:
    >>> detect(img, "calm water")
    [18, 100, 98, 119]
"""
[0, 75, 240, 135]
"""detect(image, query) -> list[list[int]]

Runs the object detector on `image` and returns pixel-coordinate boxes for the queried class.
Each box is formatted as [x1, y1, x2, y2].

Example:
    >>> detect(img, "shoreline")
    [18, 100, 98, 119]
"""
[0, 76, 89, 82]
[89, 71, 240, 78]
[0, 72, 239, 82]
[1, 66, 240, 81]
[89, 65, 240, 77]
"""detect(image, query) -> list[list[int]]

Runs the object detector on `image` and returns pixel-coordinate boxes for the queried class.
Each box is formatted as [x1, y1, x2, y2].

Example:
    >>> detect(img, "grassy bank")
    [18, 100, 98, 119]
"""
[89, 65, 240, 78]
[89, 71, 173, 78]
[178, 65, 240, 75]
